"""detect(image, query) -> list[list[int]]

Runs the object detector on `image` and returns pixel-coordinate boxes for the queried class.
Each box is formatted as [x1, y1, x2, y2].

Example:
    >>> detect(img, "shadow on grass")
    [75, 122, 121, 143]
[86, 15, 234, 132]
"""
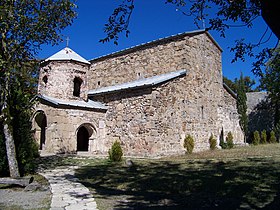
[75, 158, 280, 209]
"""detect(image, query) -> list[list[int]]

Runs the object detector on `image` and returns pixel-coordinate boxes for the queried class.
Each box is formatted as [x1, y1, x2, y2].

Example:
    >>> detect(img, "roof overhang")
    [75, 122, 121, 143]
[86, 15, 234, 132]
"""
[37, 94, 108, 111]
[88, 69, 187, 96]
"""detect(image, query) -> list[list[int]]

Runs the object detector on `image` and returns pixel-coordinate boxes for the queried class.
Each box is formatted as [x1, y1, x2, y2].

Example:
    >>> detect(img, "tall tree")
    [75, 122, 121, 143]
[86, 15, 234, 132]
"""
[260, 45, 280, 128]
[237, 73, 249, 143]
[0, 0, 76, 177]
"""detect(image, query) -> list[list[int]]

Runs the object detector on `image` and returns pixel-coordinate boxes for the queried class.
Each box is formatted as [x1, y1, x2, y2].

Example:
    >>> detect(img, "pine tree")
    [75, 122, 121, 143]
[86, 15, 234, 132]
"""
[236, 73, 249, 143]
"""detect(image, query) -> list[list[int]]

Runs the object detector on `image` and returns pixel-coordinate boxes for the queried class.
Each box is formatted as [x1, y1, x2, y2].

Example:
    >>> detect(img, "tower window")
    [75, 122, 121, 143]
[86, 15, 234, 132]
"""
[42, 76, 48, 84]
[73, 77, 83, 97]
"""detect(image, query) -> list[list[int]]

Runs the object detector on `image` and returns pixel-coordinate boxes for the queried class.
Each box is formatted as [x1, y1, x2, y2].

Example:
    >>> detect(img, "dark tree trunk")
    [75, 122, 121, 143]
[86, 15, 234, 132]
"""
[260, 0, 280, 40]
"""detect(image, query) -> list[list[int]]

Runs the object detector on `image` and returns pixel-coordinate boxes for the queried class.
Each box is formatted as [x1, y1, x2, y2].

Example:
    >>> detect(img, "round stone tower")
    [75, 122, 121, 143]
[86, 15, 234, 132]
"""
[38, 47, 90, 101]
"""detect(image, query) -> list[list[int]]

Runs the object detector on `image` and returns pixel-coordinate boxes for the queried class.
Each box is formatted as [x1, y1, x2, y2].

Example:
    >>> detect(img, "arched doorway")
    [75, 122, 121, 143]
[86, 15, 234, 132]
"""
[77, 126, 89, 151]
[34, 111, 47, 150]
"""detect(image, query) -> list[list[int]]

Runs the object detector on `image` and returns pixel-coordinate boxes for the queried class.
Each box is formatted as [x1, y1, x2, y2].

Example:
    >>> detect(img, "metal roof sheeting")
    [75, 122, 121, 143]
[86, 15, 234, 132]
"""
[38, 94, 107, 110]
[88, 69, 187, 96]
[43, 47, 90, 65]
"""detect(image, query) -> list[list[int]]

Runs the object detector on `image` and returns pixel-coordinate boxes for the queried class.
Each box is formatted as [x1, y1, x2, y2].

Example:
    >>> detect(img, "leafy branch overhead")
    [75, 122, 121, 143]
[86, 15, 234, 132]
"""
[102, 0, 279, 72]
[100, 0, 134, 45]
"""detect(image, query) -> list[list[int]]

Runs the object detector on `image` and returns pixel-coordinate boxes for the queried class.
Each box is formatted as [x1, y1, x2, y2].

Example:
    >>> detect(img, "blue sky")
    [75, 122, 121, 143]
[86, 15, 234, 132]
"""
[39, 0, 278, 84]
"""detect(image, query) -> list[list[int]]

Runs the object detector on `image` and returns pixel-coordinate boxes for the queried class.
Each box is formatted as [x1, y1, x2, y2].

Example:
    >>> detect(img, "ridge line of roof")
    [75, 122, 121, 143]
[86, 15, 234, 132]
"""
[89, 29, 222, 62]
[42, 47, 91, 65]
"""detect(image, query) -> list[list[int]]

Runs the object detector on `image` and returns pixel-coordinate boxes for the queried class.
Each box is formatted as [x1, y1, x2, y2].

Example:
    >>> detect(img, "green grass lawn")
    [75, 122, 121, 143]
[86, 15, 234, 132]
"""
[74, 144, 280, 210]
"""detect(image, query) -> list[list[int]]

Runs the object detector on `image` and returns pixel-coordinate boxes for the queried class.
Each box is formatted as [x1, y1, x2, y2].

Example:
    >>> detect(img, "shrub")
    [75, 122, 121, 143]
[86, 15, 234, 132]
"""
[108, 141, 123, 162]
[209, 134, 217, 150]
[226, 132, 234, 149]
[252, 131, 260, 145]
[184, 134, 195, 154]
[260, 130, 267, 144]
[269, 130, 277, 143]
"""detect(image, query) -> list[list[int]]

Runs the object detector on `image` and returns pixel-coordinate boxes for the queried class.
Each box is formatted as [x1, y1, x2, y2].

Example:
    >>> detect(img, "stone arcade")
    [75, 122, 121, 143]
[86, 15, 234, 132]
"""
[33, 29, 244, 157]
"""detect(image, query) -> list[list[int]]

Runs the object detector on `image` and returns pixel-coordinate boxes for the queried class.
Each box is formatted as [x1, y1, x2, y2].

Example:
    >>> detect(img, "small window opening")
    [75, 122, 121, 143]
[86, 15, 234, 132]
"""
[97, 81, 101, 86]
[73, 77, 83, 97]
[42, 76, 48, 84]
[201, 106, 204, 119]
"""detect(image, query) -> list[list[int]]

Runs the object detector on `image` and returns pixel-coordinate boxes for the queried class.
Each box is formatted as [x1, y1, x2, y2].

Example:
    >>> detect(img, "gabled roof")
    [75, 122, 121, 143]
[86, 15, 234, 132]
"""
[37, 94, 107, 110]
[90, 29, 222, 62]
[88, 69, 187, 96]
[43, 47, 90, 65]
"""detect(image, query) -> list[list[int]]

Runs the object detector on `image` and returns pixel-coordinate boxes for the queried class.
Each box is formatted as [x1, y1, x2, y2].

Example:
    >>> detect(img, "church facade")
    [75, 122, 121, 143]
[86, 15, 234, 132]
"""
[33, 29, 244, 157]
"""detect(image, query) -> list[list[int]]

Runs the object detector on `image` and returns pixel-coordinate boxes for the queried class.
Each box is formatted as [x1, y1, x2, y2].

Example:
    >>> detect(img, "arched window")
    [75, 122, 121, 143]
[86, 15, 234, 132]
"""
[73, 77, 83, 97]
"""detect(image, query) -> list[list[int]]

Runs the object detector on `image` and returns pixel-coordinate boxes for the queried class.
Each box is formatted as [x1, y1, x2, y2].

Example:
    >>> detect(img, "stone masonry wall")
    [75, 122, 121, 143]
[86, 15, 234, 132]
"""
[89, 33, 222, 90]
[92, 74, 226, 156]
[39, 61, 89, 101]
[33, 103, 107, 154]
[218, 89, 244, 145]
[89, 32, 225, 156]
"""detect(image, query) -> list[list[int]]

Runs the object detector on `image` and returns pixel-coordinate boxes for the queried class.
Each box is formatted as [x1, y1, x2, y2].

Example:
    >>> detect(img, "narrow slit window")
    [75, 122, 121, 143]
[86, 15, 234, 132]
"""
[73, 77, 83, 97]
[42, 76, 48, 84]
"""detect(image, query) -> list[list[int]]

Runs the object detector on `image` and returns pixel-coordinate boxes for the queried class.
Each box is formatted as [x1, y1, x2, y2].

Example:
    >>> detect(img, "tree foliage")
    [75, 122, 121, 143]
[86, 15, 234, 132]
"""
[237, 73, 249, 142]
[260, 45, 280, 127]
[209, 134, 217, 150]
[223, 76, 257, 93]
[0, 0, 76, 177]
[184, 134, 195, 154]
[108, 141, 123, 162]
[103, 0, 279, 74]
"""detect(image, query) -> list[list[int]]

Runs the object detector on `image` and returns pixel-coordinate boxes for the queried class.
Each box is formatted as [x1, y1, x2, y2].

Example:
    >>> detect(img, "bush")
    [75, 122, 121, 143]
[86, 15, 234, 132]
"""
[269, 130, 277, 143]
[209, 134, 217, 150]
[184, 134, 194, 154]
[108, 141, 123, 162]
[226, 132, 234, 149]
[252, 131, 260, 145]
[260, 130, 267, 144]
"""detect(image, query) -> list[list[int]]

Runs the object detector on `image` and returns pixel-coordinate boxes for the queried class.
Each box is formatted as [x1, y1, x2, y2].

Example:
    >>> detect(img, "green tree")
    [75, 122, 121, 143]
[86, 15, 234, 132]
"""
[184, 134, 195, 154]
[0, 0, 76, 177]
[226, 132, 234, 149]
[260, 130, 267, 144]
[269, 130, 277, 143]
[209, 134, 217, 150]
[223, 76, 257, 93]
[260, 46, 280, 130]
[252, 130, 260, 145]
[109, 141, 123, 162]
[237, 73, 249, 143]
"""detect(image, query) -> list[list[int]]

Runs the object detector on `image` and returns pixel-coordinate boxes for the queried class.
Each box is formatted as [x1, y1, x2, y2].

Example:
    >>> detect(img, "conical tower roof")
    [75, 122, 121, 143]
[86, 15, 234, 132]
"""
[44, 47, 90, 65]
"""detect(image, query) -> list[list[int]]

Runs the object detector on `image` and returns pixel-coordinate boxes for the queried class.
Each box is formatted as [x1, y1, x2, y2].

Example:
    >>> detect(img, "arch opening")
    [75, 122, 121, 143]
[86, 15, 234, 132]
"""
[34, 111, 47, 150]
[77, 126, 89, 151]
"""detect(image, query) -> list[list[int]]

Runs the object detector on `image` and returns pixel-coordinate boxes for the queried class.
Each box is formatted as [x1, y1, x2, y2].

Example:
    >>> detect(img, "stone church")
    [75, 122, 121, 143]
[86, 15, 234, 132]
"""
[33, 29, 244, 157]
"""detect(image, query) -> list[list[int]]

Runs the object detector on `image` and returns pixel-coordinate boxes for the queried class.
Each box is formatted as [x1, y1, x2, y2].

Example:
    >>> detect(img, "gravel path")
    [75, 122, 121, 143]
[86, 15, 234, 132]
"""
[0, 182, 51, 210]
